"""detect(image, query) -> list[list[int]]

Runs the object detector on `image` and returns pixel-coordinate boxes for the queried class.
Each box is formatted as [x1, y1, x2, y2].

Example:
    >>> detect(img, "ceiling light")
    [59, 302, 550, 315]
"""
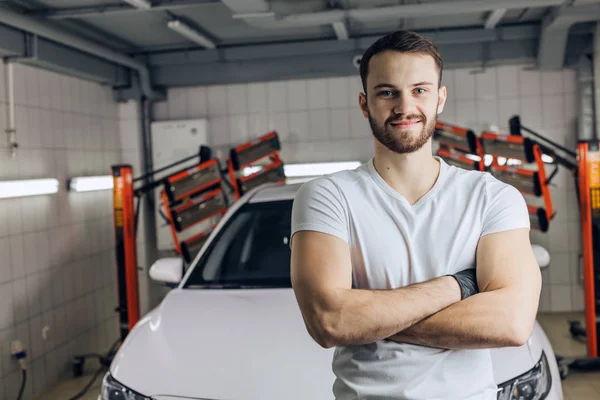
[231, 12, 275, 19]
[484, 8, 507, 29]
[0, 178, 59, 199]
[167, 20, 216, 49]
[122, 0, 152, 10]
[69, 175, 114, 192]
[332, 21, 348, 40]
[284, 161, 362, 177]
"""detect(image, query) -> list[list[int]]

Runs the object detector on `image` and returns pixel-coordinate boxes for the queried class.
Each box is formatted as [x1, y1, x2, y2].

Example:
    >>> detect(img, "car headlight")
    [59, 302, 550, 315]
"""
[497, 351, 552, 400]
[101, 373, 152, 400]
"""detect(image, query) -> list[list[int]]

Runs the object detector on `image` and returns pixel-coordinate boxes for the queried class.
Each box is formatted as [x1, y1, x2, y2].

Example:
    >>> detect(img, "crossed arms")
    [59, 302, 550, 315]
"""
[290, 227, 542, 350]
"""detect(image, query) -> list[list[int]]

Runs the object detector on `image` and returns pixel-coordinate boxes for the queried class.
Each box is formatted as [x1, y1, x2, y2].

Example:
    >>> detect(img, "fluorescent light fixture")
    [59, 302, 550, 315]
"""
[0, 178, 59, 199]
[69, 175, 114, 192]
[332, 21, 349, 40]
[231, 11, 275, 19]
[122, 0, 152, 9]
[506, 158, 522, 166]
[167, 20, 216, 49]
[485, 8, 507, 29]
[284, 161, 361, 177]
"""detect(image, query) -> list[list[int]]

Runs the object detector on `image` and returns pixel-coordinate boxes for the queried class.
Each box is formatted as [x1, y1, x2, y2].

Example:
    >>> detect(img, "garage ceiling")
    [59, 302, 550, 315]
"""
[3, 0, 589, 51]
[0, 0, 598, 98]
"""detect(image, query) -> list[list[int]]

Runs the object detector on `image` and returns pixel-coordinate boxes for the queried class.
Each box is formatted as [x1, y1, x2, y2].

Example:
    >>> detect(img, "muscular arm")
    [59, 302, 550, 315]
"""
[291, 230, 462, 348]
[388, 228, 542, 349]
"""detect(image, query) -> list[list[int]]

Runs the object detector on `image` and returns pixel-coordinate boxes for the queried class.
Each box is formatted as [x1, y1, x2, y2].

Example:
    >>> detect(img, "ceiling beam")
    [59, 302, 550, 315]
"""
[150, 39, 543, 87]
[27, 0, 219, 19]
[147, 24, 549, 66]
[220, 0, 269, 14]
[235, 0, 565, 29]
[0, 23, 26, 56]
[0, 7, 164, 98]
[0, 23, 129, 85]
[538, 3, 600, 70]
[151, 35, 592, 88]
[146, 23, 594, 87]
[485, 9, 507, 29]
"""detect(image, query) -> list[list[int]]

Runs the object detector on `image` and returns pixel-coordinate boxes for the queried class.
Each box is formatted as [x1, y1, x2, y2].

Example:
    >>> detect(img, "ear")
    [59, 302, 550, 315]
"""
[359, 92, 369, 119]
[437, 85, 447, 115]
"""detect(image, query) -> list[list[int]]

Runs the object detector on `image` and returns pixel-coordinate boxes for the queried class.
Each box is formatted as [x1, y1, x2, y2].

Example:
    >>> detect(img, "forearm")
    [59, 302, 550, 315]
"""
[388, 288, 534, 350]
[311, 276, 461, 347]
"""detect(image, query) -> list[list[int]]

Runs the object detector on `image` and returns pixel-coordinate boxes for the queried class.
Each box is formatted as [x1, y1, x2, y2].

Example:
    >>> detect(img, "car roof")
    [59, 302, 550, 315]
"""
[247, 180, 306, 203]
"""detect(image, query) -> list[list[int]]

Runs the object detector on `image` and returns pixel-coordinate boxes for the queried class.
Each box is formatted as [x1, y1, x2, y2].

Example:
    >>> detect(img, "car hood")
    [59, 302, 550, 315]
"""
[110, 288, 335, 399]
[111, 288, 544, 399]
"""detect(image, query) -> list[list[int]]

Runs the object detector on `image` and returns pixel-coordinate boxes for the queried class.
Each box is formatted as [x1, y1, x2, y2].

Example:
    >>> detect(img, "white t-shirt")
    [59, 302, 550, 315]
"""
[291, 157, 530, 400]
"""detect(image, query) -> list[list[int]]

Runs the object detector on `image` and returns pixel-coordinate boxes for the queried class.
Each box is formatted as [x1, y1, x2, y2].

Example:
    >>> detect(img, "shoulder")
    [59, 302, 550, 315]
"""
[294, 163, 369, 200]
[442, 162, 488, 193]
[484, 172, 525, 202]
[441, 162, 525, 208]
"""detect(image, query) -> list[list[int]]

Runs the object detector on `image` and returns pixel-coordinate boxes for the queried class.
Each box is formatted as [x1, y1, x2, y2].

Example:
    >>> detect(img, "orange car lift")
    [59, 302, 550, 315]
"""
[168, 132, 286, 261]
[576, 141, 600, 362]
[111, 146, 214, 339]
[110, 132, 286, 339]
[480, 131, 554, 233]
[434, 121, 485, 172]
[509, 116, 599, 371]
[111, 165, 140, 340]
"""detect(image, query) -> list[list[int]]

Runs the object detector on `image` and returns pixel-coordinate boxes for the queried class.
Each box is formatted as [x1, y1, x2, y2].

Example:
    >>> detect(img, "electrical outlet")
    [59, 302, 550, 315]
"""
[10, 340, 23, 356]
[11, 340, 27, 369]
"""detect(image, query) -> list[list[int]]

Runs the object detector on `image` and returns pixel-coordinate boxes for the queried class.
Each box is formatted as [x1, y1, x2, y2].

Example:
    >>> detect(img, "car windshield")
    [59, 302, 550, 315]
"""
[183, 200, 293, 289]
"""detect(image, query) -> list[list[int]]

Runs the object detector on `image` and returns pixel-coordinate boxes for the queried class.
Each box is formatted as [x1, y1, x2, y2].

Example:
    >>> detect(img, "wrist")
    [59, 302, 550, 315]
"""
[442, 275, 462, 301]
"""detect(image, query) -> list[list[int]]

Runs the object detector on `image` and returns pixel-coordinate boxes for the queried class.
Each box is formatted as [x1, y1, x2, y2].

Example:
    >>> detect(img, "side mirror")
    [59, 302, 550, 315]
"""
[149, 258, 184, 287]
[532, 244, 550, 269]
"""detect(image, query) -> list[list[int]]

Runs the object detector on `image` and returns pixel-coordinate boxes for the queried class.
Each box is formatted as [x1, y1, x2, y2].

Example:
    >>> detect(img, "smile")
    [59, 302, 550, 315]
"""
[390, 120, 421, 127]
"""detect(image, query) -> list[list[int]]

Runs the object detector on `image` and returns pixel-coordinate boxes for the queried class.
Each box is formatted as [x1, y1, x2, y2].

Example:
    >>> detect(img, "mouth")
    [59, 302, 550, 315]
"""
[389, 120, 421, 127]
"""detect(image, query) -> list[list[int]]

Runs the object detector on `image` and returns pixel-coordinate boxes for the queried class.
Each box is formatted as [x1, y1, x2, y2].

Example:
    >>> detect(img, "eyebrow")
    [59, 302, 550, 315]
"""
[372, 82, 434, 90]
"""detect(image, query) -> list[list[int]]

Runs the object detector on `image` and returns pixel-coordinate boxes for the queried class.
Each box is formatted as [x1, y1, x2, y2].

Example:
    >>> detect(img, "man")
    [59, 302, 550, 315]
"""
[289, 30, 542, 400]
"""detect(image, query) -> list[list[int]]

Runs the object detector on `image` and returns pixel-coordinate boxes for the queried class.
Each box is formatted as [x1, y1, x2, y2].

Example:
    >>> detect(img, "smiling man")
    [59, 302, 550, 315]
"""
[290, 31, 542, 399]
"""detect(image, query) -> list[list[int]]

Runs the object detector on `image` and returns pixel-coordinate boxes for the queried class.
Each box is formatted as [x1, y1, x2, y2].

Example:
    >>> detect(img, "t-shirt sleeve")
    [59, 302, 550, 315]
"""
[481, 174, 530, 237]
[291, 177, 349, 245]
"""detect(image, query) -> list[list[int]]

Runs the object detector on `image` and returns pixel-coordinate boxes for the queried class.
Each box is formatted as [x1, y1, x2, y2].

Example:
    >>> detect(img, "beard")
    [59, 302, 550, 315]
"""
[368, 109, 436, 155]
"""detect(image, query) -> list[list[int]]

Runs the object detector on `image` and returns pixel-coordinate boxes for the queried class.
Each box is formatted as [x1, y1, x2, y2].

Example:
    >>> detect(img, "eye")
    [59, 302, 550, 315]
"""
[378, 90, 395, 97]
[414, 88, 426, 94]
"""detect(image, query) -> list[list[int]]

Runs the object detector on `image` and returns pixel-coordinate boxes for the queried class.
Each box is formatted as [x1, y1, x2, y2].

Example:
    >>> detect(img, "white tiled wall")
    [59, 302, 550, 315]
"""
[0, 63, 121, 399]
[153, 63, 582, 314]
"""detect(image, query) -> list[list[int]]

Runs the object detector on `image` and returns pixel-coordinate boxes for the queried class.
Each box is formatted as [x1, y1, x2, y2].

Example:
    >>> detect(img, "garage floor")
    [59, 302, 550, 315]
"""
[537, 312, 600, 400]
[40, 313, 600, 400]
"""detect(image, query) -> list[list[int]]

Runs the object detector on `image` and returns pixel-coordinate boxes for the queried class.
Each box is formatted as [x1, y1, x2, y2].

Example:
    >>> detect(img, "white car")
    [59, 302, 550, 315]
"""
[100, 181, 563, 400]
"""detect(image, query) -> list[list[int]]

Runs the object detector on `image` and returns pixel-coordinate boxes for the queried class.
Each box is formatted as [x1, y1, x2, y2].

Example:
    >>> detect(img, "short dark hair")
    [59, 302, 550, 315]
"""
[359, 30, 443, 93]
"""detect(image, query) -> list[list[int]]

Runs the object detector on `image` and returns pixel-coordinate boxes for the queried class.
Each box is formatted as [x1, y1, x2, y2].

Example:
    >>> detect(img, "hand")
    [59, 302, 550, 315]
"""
[448, 268, 479, 300]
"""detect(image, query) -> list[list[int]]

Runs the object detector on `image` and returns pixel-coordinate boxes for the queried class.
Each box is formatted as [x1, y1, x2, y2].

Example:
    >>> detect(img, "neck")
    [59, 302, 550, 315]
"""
[372, 140, 441, 205]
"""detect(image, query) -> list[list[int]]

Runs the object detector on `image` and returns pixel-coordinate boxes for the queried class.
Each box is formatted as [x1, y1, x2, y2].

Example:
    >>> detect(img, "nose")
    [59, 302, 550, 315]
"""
[391, 91, 416, 115]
